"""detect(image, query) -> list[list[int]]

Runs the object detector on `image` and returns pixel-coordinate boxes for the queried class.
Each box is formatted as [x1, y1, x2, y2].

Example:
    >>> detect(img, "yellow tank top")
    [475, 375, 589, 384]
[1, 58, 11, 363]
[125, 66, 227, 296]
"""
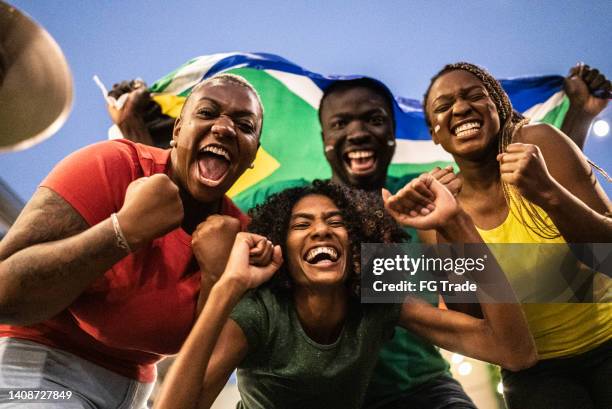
[476, 200, 612, 359]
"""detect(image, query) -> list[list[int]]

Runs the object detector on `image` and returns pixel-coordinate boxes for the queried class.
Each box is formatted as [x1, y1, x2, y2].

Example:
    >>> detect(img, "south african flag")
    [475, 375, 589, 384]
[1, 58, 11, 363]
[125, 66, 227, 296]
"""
[139, 52, 568, 204]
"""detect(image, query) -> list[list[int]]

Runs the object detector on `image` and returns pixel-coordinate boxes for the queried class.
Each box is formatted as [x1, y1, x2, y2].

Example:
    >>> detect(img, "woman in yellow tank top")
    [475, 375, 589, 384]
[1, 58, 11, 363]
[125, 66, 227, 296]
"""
[422, 62, 611, 409]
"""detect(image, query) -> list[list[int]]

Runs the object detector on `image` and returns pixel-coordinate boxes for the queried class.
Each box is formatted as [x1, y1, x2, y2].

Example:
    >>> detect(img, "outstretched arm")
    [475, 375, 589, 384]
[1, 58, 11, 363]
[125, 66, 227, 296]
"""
[384, 175, 537, 370]
[154, 233, 282, 409]
[561, 64, 610, 149]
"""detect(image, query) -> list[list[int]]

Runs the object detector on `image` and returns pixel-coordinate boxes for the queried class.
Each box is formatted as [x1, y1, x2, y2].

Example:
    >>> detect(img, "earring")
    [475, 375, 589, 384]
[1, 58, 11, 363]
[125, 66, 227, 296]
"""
[324, 145, 334, 152]
[387, 140, 396, 146]
[249, 163, 255, 169]
[169, 140, 177, 148]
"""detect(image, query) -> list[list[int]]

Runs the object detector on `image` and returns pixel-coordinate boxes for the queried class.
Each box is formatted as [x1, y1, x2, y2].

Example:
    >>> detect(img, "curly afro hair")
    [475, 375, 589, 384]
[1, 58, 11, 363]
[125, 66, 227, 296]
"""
[248, 180, 408, 297]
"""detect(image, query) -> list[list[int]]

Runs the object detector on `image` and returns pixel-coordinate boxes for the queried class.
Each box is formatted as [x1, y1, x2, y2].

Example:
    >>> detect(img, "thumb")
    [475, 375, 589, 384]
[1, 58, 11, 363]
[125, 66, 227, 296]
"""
[271, 245, 283, 268]
[381, 188, 392, 203]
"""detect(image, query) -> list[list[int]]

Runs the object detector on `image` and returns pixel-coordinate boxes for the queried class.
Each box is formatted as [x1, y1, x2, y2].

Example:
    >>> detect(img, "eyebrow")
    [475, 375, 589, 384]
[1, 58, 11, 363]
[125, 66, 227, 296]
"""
[432, 85, 485, 104]
[195, 97, 257, 118]
[290, 210, 343, 220]
[328, 107, 388, 120]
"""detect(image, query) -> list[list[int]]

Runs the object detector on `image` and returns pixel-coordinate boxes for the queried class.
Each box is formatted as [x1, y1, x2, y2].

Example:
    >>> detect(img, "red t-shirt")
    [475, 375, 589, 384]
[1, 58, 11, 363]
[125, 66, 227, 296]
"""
[0, 140, 249, 382]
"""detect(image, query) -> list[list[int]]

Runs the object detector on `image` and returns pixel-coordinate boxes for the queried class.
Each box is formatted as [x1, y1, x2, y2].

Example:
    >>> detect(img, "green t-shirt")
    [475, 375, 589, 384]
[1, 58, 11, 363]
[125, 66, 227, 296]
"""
[230, 287, 401, 409]
[234, 175, 450, 406]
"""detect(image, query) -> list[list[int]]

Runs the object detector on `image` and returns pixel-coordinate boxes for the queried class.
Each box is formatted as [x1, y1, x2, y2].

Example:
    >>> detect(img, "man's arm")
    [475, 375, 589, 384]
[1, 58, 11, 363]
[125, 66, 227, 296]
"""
[561, 64, 610, 149]
[385, 176, 537, 370]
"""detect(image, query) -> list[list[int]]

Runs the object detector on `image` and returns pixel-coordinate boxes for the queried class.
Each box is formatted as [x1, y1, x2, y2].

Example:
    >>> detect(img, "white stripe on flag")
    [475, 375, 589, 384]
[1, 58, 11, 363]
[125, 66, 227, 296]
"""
[265, 69, 323, 109]
[392, 140, 453, 164]
[522, 91, 565, 122]
[161, 52, 238, 95]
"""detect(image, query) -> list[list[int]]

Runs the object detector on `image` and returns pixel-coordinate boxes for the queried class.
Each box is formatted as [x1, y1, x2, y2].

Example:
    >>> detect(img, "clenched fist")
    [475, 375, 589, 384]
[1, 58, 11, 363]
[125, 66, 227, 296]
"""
[497, 143, 557, 208]
[192, 215, 242, 283]
[220, 233, 283, 293]
[116, 174, 184, 249]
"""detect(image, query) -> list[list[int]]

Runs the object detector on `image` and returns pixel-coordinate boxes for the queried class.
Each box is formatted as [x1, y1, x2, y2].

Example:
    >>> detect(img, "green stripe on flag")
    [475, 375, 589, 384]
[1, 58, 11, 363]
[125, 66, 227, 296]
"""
[227, 68, 332, 203]
[538, 96, 570, 129]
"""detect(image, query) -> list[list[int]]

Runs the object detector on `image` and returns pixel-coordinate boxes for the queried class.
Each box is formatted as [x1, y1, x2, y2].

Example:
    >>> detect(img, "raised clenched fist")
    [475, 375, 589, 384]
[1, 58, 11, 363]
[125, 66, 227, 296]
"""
[117, 174, 184, 249]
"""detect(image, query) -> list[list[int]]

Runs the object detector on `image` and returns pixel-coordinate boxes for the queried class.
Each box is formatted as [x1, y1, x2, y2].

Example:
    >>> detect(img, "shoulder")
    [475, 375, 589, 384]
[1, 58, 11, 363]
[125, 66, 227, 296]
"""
[515, 123, 580, 155]
[230, 287, 285, 353]
[515, 122, 591, 176]
[230, 287, 284, 327]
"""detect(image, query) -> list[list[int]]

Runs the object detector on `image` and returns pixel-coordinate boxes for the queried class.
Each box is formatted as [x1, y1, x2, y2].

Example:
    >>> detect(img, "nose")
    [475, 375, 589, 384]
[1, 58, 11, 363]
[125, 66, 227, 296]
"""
[211, 115, 236, 139]
[346, 121, 370, 145]
[452, 98, 472, 117]
[310, 219, 332, 240]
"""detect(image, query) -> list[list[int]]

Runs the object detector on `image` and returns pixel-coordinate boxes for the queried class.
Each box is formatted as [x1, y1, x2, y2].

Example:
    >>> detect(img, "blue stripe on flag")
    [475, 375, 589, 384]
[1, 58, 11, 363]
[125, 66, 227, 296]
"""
[178, 52, 565, 142]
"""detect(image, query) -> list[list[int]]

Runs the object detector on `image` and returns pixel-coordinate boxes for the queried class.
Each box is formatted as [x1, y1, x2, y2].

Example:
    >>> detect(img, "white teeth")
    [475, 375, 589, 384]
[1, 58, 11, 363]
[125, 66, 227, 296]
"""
[305, 246, 338, 262]
[202, 145, 230, 161]
[347, 150, 374, 159]
[453, 122, 481, 135]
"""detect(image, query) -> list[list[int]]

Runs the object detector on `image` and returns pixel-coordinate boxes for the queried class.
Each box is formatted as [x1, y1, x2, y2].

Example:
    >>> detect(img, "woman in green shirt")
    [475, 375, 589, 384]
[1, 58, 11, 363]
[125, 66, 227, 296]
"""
[154, 180, 537, 409]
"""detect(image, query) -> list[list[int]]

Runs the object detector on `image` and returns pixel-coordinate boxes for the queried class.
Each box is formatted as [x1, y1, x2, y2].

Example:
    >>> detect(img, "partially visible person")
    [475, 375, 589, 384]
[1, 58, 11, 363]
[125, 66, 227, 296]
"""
[562, 63, 611, 149]
[107, 79, 175, 148]
[153, 179, 537, 409]
[423, 62, 612, 409]
[0, 73, 264, 408]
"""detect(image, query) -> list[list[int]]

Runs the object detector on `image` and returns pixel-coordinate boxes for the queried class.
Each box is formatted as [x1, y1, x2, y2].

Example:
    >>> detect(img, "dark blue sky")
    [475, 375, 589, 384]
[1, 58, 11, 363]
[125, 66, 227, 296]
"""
[2, 0, 611, 200]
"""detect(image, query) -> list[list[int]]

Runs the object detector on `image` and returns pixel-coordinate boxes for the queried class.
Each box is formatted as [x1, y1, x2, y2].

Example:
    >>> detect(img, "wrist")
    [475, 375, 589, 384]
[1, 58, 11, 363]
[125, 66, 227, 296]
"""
[215, 275, 249, 299]
[438, 210, 478, 243]
[115, 211, 148, 250]
[565, 103, 597, 121]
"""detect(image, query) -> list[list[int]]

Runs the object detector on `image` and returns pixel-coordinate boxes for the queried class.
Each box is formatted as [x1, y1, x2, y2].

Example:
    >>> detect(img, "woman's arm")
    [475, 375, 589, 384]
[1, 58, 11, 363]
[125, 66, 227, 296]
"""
[153, 233, 282, 409]
[503, 123, 611, 243]
[0, 174, 183, 325]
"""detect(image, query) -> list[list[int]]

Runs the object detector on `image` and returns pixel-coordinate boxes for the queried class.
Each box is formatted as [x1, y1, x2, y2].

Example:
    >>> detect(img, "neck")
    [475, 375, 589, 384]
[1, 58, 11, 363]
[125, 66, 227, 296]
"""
[293, 285, 348, 345]
[455, 153, 501, 195]
[168, 153, 223, 234]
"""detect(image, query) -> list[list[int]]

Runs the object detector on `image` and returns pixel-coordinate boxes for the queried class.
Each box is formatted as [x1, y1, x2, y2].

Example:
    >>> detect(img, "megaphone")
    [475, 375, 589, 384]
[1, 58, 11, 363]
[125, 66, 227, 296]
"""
[0, 1, 73, 152]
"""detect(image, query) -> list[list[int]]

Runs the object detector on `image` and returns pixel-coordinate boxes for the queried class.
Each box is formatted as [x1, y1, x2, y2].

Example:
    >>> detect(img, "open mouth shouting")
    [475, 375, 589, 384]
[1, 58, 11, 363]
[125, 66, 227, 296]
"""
[451, 120, 482, 140]
[304, 245, 340, 268]
[197, 144, 233, 187]
[344, 149, 377, 175]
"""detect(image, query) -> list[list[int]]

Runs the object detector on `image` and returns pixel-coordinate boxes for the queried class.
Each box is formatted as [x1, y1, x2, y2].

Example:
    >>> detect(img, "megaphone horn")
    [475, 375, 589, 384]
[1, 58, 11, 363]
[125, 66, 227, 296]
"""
[0, 1, 73, 152]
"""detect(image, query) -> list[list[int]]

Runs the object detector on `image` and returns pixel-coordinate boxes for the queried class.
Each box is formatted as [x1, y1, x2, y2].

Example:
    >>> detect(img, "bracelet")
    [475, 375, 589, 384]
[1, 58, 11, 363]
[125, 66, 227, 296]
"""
[111, 213, 132, 253]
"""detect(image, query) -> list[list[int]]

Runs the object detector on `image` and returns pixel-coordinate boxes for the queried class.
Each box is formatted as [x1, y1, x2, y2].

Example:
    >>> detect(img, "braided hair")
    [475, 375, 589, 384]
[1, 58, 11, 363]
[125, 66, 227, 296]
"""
[424, 62, 560, 239]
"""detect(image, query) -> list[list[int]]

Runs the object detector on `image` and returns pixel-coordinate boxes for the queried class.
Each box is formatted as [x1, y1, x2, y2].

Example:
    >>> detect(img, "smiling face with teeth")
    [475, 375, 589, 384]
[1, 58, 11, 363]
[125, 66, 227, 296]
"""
[285, 194, 349, 289]
[170, 81, 262, 204]
[426, 70, 501, 160]
[320, 84, 395, 190]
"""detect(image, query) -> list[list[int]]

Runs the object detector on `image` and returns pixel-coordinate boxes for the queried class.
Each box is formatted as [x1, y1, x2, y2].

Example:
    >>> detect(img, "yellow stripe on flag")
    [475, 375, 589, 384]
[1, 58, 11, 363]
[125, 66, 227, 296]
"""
[152, 94, 186, 118]
[228, 147, 280, 197]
